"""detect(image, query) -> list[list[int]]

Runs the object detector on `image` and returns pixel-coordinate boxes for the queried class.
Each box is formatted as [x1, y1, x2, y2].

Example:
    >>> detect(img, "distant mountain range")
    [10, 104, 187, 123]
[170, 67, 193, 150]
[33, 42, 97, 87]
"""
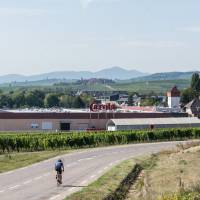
[132, 71, 200, 82]
[0, 67, 199, 85]
[0, 67, 147, 84]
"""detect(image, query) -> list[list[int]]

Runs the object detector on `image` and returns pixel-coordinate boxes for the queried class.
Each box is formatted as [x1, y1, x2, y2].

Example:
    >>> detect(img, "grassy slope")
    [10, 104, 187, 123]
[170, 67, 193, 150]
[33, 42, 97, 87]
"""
[66, 143, 200, 200]
[0, 150, 71, 173]
[0, 79, 189, 94]
[65, 159, 137, 200]
[112, 79, 189, 93]
[127, 146, 200, 200]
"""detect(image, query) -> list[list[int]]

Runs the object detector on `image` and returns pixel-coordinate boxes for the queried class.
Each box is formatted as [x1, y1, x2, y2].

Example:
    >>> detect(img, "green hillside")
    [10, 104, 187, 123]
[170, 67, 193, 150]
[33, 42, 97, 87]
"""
[111, 79, 189, 94]
[0, 79, 190, 94]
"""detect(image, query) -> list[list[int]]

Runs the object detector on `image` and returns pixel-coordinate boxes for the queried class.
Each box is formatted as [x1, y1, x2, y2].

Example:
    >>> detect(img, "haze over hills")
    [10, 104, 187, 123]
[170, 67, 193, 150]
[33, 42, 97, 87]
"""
[0, 67, 199, 85]
[0, 67, 147, 84]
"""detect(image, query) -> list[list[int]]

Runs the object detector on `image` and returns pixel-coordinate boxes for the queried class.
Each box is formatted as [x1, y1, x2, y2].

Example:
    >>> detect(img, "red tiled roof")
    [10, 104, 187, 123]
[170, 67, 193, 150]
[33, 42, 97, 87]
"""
[167, 86, 180, 97]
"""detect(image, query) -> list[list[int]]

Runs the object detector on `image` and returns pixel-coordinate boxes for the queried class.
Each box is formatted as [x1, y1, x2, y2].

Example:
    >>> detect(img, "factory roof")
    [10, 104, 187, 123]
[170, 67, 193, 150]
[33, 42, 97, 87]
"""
[107, 117, 200, 126]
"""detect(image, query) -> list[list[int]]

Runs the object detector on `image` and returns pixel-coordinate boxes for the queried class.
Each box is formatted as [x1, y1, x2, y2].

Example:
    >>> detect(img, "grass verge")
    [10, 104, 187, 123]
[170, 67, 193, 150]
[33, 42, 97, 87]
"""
[0, 150, 71, 173]
[65, 159, 141, 200]
[127, 143, 200, 200]
[66, 142, 200, 200]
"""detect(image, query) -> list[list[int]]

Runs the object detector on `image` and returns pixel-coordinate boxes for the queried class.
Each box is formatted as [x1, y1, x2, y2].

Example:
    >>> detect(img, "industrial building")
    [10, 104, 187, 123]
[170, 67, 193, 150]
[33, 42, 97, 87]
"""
[106, 117, 200, 131]
[0, 109, 187, 131]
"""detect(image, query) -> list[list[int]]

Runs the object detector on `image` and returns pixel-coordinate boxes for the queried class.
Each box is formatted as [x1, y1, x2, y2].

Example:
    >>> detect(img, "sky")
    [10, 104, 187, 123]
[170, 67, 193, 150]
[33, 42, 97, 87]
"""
[0, 0, 200, 75]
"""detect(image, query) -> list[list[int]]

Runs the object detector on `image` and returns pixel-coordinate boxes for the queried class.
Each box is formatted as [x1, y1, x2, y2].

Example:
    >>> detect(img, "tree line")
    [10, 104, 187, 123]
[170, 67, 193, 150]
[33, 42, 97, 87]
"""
[181, 73, 200, 104]
[0, 89, 93, 109]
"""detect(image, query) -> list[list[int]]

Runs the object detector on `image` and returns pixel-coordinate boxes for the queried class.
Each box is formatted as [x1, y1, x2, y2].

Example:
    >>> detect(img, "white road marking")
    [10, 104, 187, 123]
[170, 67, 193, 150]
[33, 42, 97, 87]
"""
[90, 175, 96, 179]
[78, 157, 94, 162]
[97, 170, 103, 174]
[78, 159, 84, 162]
[34, 176, 42, 180]
[8, 185, 20, 190]
[23, 180, 33, 185]
[68, 188, 76, 192]
[66, 162, 78, 167]
[80, 180, 88, 185]
[43, 172, 51, 177]
[85, 157, 94, 160]
[3, 171, 13, 175]
[49, 194, 61, 200]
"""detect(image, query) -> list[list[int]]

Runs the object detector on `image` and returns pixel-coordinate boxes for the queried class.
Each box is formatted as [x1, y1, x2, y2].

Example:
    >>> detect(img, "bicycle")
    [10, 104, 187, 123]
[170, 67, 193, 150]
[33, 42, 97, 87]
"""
[56, 171, 63, 186]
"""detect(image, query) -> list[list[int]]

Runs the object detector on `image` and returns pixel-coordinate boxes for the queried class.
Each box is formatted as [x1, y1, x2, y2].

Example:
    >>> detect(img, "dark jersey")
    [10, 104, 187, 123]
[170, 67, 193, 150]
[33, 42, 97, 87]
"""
[55, 161, 64, 172]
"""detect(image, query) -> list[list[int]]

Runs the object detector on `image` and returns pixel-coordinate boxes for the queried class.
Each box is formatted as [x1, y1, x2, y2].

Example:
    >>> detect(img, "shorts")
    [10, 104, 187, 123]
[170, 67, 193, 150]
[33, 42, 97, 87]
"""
[56, 170, 62, 174]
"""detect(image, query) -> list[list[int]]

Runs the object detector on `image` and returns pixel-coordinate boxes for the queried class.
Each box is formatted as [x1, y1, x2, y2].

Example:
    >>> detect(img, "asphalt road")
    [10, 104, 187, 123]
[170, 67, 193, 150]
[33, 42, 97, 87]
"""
[0, 141, 185, 200]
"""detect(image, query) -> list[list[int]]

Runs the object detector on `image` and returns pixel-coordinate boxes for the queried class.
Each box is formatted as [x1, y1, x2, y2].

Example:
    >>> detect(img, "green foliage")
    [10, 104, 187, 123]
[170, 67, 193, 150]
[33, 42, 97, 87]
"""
[140, 98, 160, 106]
[44, 93, 59, 107]
[191, 73, 200, 92]
[12, 91, 26, 108]
[0, 128, 200, 153]
[72, 96, 86, 108]
[112, 79, 189, 94]
[181, 88, 198, 104]
[59, 95, 74, 108]
[25, 90, 45, 107]
[128, 94, 133, 106]
[0, 94, 13, 108]
[181, 73, 200, 105]
[0, 88, 92, 109]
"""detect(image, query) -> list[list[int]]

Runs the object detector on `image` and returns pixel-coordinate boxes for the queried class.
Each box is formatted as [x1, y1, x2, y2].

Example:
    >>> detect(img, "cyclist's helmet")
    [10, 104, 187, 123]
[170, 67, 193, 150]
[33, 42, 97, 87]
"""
[58, 159, 62, 162]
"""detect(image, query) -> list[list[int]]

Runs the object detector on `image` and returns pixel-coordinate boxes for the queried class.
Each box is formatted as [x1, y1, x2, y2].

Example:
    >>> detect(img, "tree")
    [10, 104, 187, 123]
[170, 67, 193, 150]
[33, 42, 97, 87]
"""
[128, 94, 133, 106]
[80, 94, 94, 107]
[25, 90, 45, 107]
[140, 98, 159, 106]
[59, 95, 74, 108]
[191, 73, 200, 92]
[181, 88, 198, 104]
[44, 93, 59, 107]
[72, 96, 86, 108]
[0, 94, 13, 108]
[12, 91, 25, 108]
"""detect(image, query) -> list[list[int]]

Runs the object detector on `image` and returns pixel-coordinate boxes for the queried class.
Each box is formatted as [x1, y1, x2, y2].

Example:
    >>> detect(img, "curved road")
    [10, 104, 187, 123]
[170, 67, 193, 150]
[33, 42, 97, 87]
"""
[0, 141, 184, 200]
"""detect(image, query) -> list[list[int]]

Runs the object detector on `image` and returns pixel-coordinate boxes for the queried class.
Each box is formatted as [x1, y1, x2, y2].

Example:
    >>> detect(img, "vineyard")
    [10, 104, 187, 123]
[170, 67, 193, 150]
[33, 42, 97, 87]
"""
[0, 128, 200, 153]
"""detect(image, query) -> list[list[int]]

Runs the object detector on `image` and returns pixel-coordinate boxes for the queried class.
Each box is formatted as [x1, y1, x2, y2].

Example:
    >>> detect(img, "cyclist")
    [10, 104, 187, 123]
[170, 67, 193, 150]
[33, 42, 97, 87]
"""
[55, 159, 64, 184]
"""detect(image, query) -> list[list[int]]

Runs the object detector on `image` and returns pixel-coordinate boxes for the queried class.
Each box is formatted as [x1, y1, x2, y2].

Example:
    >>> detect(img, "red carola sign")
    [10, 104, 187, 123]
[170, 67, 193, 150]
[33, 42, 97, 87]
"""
[90, 103, 116, 112]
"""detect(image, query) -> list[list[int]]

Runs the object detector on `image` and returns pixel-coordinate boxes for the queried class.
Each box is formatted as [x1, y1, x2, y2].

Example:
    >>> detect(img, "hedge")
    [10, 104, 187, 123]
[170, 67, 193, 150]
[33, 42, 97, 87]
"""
[0, 128, 200, 152]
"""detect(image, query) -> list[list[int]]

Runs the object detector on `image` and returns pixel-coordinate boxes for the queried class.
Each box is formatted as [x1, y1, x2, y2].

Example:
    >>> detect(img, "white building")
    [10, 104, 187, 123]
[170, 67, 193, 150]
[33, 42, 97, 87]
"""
[107, 117, 200, 131]
[167, 86, 181, 108]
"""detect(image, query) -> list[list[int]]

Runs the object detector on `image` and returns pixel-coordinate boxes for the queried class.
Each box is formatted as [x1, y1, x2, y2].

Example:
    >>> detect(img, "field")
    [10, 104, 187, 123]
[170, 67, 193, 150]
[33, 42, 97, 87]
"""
[0, 150, 72, 173]
[0, 79, 190, 94]
[127, 143, 200, 200]
[111, 79, 189, 93]
[1, 128, 200, 153]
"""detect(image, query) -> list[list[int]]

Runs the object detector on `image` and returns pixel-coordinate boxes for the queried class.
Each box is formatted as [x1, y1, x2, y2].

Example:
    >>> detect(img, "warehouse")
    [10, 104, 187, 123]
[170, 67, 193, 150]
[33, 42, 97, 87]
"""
[0, 109, 188, 131]
[106, 117, 200, 131]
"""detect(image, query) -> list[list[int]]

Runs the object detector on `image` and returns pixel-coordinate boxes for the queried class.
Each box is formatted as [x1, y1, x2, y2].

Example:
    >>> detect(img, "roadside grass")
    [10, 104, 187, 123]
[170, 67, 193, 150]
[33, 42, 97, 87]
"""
[65, 158, 139, 200]
[0, 150, 71, 173]
[66, 142, 200, 200]
[127, 144, 200, 200]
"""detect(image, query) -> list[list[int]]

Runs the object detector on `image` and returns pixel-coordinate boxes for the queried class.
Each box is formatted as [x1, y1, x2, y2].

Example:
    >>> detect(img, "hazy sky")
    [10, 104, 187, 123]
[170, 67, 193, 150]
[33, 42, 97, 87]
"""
[0, 0, 200, 75]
